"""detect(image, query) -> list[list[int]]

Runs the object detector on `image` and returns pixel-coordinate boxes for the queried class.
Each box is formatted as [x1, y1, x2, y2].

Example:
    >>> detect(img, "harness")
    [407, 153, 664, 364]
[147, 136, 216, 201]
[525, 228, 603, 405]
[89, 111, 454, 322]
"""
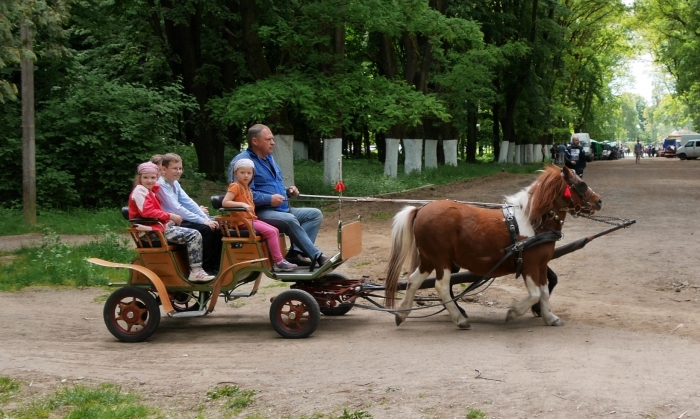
[502, 205, 563, 279]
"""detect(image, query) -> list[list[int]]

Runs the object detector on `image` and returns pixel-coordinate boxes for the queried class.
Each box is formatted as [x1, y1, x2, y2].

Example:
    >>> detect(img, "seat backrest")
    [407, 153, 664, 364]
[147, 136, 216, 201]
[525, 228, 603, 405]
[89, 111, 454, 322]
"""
[211, 195, 225, 209]
[121, 207, 130, 220]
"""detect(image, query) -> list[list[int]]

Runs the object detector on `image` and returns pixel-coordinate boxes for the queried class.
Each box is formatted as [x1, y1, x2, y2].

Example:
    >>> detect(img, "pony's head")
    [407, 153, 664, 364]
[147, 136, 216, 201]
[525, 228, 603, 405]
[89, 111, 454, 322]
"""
[526, 165, 602, 221]
[560, 166, 602, 215]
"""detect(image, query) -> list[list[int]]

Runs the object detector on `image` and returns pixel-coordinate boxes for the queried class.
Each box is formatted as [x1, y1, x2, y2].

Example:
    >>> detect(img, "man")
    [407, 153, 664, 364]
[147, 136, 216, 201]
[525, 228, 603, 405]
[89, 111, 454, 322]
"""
[228, 124, 328, 267]
[565, 135, 586, 177]
[557, 143, 566, 164]
[634, 139, 643, 164]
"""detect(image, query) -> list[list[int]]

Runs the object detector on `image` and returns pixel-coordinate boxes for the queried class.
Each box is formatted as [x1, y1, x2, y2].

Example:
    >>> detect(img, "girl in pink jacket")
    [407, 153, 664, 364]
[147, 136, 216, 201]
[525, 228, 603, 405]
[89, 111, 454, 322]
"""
[128, 162, 214, 283]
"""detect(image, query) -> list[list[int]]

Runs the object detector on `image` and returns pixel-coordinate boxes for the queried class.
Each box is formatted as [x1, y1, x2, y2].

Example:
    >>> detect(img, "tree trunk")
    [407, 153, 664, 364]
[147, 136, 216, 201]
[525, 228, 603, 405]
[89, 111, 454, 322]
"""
[466, 108, 478, 163]
[492, 87, 501, 158]
[21, 23, 36, 225]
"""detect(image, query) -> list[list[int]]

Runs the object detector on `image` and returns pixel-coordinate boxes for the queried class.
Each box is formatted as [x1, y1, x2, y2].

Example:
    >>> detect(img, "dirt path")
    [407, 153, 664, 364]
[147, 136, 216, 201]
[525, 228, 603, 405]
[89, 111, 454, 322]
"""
[0, 233, 98, 252]
[2, 157, 700, 419]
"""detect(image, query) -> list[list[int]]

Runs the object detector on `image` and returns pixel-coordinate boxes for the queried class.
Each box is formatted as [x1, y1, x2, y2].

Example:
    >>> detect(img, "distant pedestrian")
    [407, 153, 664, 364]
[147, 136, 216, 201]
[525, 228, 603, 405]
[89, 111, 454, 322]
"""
[541, 145, 546, 162]
[634, 139, 643, 164]
[565, 135, 586, 177]
[550, 145, 557, 162]
[557, 143, 566, 164]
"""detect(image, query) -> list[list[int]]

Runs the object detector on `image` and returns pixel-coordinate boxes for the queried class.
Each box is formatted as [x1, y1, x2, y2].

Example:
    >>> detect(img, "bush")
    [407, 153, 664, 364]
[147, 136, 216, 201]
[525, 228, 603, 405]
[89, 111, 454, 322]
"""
[0, 71, 195, 209]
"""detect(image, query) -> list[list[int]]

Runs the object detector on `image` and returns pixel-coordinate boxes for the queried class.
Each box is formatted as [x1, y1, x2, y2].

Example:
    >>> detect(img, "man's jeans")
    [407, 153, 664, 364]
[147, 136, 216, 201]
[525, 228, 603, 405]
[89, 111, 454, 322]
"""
[257, 207, 323, 259]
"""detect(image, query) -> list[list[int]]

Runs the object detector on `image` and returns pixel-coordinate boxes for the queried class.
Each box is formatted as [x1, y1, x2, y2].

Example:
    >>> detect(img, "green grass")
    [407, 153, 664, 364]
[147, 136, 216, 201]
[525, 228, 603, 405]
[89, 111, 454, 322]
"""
[206, 385, 256, 415]
[294, 158, 542, 199]
[0, 376, 21, 404]
[0, 208, 127, 236]
[466, 409, 488, 419]
[0, 229, 134, 291]
[1, 380, 158, 419]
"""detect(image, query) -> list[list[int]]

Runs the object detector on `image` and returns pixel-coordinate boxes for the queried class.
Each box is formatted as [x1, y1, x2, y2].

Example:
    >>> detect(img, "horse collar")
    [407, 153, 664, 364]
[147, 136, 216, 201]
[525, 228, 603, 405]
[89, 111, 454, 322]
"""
[502, 206, 523, 277]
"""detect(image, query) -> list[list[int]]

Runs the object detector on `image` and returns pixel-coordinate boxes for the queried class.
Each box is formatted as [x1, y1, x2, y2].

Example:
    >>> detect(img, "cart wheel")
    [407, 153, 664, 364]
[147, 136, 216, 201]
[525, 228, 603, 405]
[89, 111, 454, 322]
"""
[269, 289, 320, 338]
[171, 291, 211, 312]
[103, 287, 161, 342]
[319, 273, 353, 316]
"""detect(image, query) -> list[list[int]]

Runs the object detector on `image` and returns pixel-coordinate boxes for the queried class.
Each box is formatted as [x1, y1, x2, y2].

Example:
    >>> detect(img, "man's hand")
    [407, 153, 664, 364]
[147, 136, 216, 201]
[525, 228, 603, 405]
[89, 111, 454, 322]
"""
[204, 220, 219, 230]
[270, 194, 286, 207]
[286, 186, 300, 197]
[199, 205, 210, 216]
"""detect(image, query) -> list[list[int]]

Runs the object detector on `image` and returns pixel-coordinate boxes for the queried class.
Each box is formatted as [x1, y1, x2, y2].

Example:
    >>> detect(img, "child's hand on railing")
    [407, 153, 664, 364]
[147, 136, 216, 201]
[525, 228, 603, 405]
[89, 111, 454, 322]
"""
[133, 224, 153, 232]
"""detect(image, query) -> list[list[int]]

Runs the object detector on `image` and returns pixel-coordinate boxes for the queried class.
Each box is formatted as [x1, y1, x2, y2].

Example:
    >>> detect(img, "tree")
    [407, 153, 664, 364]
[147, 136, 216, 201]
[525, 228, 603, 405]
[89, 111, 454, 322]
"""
[636, 0, 700, 128]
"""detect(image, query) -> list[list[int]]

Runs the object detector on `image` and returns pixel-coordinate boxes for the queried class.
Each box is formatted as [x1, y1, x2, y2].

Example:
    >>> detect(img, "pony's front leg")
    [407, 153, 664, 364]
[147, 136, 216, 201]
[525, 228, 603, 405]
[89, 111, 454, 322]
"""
[536, 284, 564, 326]
[506, 275, 541, 322]
[434, 272, 471, 329]
[394, 267, 430, 326]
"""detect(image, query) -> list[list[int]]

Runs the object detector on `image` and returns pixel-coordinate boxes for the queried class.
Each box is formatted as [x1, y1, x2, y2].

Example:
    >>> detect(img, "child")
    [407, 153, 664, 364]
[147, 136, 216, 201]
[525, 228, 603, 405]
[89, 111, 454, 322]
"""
[156, 153, 223, 276]
[222, 158, 298, 272]
[128, 161, 215, 283]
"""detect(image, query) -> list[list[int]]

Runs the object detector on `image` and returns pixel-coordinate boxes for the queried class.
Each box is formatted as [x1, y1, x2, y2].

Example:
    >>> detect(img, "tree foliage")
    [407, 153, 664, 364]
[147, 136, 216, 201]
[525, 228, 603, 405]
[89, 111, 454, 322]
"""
[1, 0, 653, 208]
[636, 0, 700, 129]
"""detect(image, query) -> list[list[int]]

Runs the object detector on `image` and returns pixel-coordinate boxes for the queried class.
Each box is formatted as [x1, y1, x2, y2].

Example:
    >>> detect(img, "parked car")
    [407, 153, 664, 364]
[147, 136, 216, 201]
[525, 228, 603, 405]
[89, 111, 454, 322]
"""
[676, 139, 700, 160]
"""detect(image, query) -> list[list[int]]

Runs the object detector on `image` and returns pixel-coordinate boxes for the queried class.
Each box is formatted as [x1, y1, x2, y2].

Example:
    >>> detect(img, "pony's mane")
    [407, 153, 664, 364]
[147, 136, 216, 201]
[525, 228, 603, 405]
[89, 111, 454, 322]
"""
[525, 165, 566, 221]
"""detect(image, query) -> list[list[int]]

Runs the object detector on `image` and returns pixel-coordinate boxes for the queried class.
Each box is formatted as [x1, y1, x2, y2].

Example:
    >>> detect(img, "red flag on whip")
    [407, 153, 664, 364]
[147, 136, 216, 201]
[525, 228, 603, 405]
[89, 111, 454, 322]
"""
[334, 159, 345, 192]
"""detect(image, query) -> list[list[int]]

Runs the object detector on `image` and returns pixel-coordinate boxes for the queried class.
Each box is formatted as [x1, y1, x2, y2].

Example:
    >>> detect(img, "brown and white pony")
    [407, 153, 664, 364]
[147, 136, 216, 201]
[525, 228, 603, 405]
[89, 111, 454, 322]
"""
[384, 165, 602, 329]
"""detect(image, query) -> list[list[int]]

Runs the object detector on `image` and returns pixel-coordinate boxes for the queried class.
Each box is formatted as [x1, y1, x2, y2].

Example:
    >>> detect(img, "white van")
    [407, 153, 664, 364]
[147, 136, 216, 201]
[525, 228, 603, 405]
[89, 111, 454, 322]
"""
[679, 134, 700, 147]
[675, 138, 700, 160]
[571, 133, 593, 162]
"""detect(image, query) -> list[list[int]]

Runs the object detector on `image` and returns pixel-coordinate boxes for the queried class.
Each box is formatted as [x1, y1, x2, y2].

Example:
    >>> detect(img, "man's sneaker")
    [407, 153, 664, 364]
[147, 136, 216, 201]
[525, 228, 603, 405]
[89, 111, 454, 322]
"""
[188, 269, 215, 283]
[285, 252, 312, 267]
[274, 260, 298, 272]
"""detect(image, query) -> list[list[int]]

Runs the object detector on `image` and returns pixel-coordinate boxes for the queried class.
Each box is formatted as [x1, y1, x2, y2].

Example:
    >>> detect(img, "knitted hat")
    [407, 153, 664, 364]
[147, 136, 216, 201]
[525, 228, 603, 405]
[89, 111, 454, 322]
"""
[233, 158, 255, 173]
[137, 161, 160, 175]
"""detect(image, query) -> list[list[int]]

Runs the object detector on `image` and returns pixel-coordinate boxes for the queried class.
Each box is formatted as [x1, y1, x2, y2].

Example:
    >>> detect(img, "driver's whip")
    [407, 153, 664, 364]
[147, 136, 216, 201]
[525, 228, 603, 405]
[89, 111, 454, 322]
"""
[334, 159, 346, 223]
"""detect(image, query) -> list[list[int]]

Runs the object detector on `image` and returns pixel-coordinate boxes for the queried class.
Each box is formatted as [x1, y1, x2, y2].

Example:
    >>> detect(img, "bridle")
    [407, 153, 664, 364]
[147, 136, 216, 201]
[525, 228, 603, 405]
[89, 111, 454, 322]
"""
[557, 170, 596, 216]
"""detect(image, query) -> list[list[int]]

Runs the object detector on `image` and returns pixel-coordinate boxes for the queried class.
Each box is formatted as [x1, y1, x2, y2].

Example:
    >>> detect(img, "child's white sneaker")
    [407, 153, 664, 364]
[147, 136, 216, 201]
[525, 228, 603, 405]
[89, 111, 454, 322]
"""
[188, 268, 214, 283]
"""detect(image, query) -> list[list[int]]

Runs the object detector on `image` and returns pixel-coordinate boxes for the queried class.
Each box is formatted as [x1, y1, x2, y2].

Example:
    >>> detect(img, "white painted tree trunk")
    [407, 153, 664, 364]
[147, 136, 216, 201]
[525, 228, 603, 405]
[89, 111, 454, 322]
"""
[293, 140, 308, 160]
[272, 134, 295, 185]
[424, 139, 438, 169]
[507, 142, 516, 163]
[498, 141, 510, 163]
[403, 139, 423, 174]
[384, 138, 400, 178]
[443, 139, 458, 166]
[514, 145, 522, 164]
[323, 138, 342, 186]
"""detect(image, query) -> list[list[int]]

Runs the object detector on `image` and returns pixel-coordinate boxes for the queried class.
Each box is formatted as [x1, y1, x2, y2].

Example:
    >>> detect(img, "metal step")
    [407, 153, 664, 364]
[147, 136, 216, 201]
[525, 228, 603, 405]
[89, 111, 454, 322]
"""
[170, 310, 208, 318]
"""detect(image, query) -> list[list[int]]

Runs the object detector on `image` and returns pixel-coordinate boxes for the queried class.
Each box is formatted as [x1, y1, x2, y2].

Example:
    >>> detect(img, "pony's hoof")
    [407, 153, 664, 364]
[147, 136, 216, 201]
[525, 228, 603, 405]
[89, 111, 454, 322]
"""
[505, 309, 516, 322]
[531, 303, 542, 317]
[394, 314, 404, 326]
[551, 318, 564, 327]
[457, 321, 471, 330]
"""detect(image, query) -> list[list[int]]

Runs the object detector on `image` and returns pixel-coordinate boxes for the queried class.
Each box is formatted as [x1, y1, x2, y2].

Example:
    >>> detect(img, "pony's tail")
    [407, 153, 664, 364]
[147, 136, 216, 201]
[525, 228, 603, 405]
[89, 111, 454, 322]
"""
[385, 205, 419, 309]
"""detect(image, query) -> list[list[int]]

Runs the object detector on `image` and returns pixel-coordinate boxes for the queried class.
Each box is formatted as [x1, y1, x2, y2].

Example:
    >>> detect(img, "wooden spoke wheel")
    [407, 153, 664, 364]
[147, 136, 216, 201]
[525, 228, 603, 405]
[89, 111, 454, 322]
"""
[269, 289, 319, 339]
[103, 287, 161, 342]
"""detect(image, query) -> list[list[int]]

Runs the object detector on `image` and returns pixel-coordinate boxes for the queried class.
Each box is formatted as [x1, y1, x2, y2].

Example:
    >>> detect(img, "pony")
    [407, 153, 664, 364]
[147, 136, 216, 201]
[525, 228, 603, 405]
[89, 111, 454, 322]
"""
[384, 165, 602, 329]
